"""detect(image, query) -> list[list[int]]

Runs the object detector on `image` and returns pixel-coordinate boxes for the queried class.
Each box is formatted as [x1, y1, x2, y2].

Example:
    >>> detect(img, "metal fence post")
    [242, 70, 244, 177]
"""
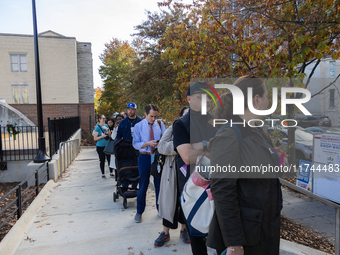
[336, 208, 340, 255]
[89, 115, 92, 134]
[35, 170, 39, 196]
[16, 185, 22, 219]
[47, 161, 49, 180]
[48, 117, 52, 157]
[59, 143, 63, 178]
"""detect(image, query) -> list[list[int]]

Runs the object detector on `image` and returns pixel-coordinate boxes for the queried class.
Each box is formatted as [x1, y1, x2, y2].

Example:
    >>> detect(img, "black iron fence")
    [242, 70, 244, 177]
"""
[0, 162, 49, 231]
[48, 116, 80, 157]
[0, 125, 39, 162]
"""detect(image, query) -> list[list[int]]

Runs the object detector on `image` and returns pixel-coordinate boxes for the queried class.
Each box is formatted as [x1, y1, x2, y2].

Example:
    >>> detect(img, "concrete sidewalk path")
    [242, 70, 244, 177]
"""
[12, 148, 331, 255]
[13, 148, 192, 255]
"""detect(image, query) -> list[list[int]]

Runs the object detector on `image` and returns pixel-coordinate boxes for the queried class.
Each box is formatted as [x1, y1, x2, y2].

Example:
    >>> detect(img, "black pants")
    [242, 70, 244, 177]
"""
[163, 200, 186, 229]
[96, 146, 112, 175]
[187, 226, 208, 255]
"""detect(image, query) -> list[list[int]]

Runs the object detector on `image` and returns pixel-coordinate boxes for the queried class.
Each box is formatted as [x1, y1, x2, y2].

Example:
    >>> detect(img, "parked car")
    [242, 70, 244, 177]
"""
[325, 127, 340, 133]
[305, 127, 326, 134]
[297, 116, 332, 127]
[267, 126, 313, 165]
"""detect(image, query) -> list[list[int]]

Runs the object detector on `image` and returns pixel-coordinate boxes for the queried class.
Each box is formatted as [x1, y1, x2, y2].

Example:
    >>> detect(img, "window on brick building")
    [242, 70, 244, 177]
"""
[330, 61, 335, 77]
[12, 84, 29, 104]
[10, 54, 27, 72]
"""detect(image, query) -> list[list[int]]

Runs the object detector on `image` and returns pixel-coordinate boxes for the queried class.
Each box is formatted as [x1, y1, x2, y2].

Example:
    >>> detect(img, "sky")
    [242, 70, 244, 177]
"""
[0, 0, 170, 88]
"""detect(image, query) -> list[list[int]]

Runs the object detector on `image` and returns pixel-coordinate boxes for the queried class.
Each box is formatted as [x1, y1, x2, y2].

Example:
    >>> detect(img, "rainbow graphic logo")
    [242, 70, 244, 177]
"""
[198, 83, 222, 107]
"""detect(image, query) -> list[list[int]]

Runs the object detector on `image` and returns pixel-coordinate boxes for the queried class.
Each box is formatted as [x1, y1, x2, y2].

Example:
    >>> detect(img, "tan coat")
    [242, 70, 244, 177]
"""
[157, 125, 177, 223]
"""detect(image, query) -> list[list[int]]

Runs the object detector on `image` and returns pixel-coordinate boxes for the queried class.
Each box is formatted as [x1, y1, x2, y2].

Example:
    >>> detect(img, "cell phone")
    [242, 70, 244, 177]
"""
[156, 140, 160, 142]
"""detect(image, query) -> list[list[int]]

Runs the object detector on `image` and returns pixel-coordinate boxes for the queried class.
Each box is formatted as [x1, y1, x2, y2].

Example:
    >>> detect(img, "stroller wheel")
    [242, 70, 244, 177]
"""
[113, 192, 116, 202]
[123, 198, 127, 209]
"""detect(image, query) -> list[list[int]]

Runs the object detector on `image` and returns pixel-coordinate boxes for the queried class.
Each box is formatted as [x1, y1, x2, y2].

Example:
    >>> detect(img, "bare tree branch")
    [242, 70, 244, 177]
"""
[311, 74, 340, 98]
[304, 59, 321, 90]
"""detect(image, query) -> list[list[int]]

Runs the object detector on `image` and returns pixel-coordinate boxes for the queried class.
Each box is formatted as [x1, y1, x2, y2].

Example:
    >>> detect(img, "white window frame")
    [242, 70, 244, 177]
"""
[10, 53, 27, 72]
[11, 83, 29, 104]
[330, 61, 335, 77]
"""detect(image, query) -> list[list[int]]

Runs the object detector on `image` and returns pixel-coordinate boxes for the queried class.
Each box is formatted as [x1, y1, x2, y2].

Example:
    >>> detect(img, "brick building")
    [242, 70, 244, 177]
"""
[0, 30, 95, 136]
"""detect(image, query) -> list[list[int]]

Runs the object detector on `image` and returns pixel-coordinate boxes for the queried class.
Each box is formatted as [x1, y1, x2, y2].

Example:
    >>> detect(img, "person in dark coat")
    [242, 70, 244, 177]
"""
[207, 76, 282, 255]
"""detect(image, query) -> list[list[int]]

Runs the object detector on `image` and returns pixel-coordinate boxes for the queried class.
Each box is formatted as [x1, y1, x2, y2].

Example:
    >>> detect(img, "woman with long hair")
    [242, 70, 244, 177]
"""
[93, 114, 111, 178]
[154, 106, 190, 247]
[207, 76, 282, 255]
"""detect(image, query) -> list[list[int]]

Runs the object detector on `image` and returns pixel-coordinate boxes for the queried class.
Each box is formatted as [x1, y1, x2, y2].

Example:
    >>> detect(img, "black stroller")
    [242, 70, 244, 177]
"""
[113, 139, 139, 209]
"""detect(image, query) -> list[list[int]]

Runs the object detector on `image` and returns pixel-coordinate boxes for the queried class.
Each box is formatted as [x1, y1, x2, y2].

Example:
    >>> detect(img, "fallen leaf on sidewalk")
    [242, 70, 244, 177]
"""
[24, 236, 36, 242]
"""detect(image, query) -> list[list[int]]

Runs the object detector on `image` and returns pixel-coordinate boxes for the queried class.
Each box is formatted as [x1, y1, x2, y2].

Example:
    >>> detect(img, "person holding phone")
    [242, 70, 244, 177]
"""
[132, 104, 166, 223]
[93, 114, 111, 178]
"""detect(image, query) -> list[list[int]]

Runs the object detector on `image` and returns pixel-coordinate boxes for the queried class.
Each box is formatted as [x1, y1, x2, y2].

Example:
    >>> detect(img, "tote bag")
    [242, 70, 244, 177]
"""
[180, 124, 242, 237]
[103, 138, 115, 155]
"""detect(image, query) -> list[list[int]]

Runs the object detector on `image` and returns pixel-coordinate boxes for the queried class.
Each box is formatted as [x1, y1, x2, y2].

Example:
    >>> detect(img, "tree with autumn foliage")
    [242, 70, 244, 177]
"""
[99, 39, 137, 113]
[159, 0, 340, 165]
[99, 8, 190, 121]
[94, 87, 102, 110]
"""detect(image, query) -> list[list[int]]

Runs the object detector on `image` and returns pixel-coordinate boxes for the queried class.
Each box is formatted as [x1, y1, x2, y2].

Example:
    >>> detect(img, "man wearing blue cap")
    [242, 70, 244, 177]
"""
[116, 102, 143, 189]
[116, 102, 142, 140]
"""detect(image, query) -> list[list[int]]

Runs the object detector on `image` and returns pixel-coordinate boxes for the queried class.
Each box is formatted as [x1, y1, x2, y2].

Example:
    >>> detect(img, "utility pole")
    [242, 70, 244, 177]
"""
[32, 0, 50, 163]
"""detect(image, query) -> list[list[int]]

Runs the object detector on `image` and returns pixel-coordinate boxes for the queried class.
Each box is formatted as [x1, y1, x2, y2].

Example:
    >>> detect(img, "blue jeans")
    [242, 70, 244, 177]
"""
[137, 153, 160, 214]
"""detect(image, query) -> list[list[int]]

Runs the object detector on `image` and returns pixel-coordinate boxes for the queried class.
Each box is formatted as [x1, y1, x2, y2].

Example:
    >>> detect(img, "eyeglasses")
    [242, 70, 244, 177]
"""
[101, 118, 106, 120]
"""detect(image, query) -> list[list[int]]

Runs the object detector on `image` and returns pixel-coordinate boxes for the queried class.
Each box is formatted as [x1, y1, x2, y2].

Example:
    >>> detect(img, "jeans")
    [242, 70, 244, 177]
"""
[137, 153, 160, 214]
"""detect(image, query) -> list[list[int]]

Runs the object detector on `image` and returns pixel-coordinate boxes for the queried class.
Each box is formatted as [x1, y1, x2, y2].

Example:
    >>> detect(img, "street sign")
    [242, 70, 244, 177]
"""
[313, 132, 340, 204]
[296, 160, 312, 190]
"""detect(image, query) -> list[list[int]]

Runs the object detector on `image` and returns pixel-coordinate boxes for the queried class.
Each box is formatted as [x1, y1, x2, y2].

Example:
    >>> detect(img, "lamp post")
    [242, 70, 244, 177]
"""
[32, 0, 50, 163]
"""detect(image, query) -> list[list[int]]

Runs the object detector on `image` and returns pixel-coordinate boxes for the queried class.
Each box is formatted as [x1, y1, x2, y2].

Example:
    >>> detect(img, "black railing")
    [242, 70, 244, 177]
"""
[0, 125, 39, 162]
[48, 116, 80, 157]
[0, 162, 49, 230]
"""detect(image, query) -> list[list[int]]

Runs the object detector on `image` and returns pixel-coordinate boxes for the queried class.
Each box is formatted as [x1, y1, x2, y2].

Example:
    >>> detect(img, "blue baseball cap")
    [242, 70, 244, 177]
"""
[127, 102, 137, 109]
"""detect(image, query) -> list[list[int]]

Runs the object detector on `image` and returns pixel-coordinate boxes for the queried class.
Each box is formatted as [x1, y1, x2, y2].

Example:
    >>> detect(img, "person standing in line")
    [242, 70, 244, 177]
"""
[132, 104, 166, 223]
[154, 106, 190, 247]
[207, 76, 282, 255]
[116, 103, 142, 140]
[120, 111, 127, 119]
[109, 115, 123, 179]
[106, 118, 116, 177]
[93, 114, 111, 178]
[173, 82, 217, 255]
[116, 103, 142, 189]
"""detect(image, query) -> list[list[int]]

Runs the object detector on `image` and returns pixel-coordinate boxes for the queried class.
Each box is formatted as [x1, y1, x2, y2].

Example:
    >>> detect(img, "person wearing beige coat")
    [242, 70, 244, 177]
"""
[157, 125, 178, 222]
[154, 107, 190, 247]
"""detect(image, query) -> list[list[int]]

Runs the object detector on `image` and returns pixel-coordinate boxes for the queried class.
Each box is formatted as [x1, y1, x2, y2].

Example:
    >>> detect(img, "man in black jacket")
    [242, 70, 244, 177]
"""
[173, 82, 217, 255]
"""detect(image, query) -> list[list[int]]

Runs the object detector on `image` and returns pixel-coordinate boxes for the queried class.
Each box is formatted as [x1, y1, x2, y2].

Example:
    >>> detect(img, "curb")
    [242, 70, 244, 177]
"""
[280, 239, 331, 255]
[0, 179, 56, 255]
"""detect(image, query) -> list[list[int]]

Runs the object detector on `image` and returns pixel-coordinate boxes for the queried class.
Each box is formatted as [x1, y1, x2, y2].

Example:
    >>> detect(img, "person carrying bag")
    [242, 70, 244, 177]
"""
[180, 124, 242, 237]
[150, 120, 166, 178]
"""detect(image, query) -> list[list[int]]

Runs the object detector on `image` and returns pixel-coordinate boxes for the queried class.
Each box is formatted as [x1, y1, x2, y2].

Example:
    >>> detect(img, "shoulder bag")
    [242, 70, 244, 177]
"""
[150, 120, 166, 178]
[180, 124, 242, 237]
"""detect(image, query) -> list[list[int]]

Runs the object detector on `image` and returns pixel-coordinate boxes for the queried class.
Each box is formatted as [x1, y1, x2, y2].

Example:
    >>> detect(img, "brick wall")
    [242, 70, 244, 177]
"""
[10, 103, 94, 136]
[79, 103, 95, 137]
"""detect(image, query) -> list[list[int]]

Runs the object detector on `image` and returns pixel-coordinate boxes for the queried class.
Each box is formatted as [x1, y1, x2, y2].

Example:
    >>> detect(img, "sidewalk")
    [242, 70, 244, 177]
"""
[9, 148, 332, 255]
[281, 186, 336, 244]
